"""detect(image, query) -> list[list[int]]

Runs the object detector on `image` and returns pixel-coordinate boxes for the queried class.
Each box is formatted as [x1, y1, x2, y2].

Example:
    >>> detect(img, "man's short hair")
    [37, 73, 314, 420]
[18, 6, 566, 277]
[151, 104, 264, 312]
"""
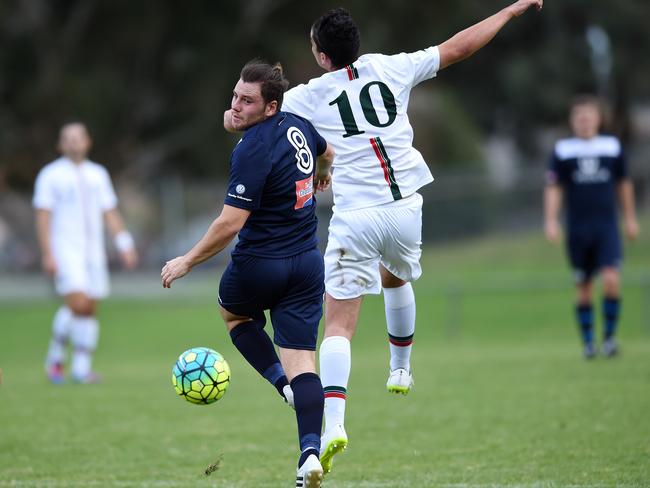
[240, 60, 290, 109]
[311, 8, 360, 69]
[60, 121, 90, 136]
[570, 94, 602, 112]
[570, 94, 609, 129]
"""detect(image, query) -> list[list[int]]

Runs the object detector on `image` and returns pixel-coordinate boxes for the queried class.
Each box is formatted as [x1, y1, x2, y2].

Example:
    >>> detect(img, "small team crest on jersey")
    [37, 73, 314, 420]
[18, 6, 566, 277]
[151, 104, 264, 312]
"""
[294, 176, 314, 210]
[236, 184, 246, 194]
[574, 157, 610, 184]
[578, 157, 599, 176]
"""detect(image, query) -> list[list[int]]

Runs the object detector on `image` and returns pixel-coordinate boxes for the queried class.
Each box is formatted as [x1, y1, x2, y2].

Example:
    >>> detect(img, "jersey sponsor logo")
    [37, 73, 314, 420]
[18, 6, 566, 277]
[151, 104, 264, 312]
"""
[236, 184, 246, 194]
[294, 176, 314, 210]
[573, 157, 610, 184]
[286, 127, 314, 174]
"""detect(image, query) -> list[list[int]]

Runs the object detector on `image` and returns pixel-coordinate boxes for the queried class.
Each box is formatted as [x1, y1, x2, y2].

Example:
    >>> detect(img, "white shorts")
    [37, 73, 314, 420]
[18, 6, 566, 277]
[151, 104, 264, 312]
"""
[54, 253, 109, 299]
[324, 193, 423, 299]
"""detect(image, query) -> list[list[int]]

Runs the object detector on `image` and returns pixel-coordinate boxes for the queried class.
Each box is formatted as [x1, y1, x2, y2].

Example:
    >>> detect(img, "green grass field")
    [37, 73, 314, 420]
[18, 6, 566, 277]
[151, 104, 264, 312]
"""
[1, 228, 649, 487]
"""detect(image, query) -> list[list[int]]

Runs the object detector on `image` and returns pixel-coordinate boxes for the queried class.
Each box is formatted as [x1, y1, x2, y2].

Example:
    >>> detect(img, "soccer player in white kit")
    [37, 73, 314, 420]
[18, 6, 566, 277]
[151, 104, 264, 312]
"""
[33, 122, 138, 384]
[225, 0, 543, 474]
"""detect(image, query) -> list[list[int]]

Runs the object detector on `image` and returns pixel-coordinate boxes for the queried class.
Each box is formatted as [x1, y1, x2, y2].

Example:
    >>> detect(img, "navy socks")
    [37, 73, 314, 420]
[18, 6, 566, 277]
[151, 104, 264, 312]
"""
[291, 372, 324, 467]
[229, 321, 289, 397]
[603, 297, 620, 340]
[575, 304, 594, 345]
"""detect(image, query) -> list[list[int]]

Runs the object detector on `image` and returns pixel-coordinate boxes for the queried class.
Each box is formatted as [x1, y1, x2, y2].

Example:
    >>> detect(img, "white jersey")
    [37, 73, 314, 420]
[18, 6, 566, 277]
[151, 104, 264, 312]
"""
[282, 46, 440, 211]
[33, 157, 118, 267]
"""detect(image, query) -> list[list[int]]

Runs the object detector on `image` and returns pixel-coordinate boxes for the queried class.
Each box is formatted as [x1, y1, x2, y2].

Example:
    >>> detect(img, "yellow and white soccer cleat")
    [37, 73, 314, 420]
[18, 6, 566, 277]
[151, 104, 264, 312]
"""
[386, 368, 413, 395]
[320, 423, 348, 475]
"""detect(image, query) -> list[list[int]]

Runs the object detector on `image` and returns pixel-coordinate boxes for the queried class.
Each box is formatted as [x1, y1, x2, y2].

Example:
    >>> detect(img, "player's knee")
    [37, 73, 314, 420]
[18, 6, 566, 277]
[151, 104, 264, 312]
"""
[324, 322, 355, 340]
[380, 266, 406, 288]
[576, 283, 592, 305]
[220, 307, 255, 332]
[602, 269, 620, 295]
[67, 296, 95, 316]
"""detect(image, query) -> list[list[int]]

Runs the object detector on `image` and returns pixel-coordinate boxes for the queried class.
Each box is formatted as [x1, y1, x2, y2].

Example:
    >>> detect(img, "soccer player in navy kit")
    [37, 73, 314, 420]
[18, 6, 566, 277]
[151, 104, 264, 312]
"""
[162, 60, 334, 487]
[545, 96, 640, 359]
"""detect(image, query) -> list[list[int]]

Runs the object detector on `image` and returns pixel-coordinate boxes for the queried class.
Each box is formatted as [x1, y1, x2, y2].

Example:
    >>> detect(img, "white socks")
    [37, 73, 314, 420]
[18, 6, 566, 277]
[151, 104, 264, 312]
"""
[384, 283, 416, 372]
[45, 306, 73, 367]
[70, 315, 99, 379]
[319, 336, 351, 430]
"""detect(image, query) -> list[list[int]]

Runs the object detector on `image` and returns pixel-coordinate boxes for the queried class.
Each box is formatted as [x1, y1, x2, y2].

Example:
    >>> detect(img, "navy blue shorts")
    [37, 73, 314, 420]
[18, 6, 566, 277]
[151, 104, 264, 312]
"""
[567, 222, 622, 283]
[218, 248, 324, 350]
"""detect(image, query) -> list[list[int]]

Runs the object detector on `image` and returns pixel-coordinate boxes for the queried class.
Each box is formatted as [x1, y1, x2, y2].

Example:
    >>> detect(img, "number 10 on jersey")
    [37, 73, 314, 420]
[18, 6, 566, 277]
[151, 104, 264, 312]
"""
[329, 81, 397, 138]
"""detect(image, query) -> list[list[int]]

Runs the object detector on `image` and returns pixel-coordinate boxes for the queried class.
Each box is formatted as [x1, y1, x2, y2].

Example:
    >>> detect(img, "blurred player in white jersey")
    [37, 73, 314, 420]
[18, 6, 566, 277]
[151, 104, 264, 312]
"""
[225, 0, 543, 473]
[33, 122, 138, 384]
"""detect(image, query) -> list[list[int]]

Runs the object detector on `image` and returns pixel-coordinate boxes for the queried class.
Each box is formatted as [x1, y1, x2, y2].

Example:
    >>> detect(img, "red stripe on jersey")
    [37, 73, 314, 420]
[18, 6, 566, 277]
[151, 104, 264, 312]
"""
[345, 66, 354, 81]
[370, 138, 390, 185]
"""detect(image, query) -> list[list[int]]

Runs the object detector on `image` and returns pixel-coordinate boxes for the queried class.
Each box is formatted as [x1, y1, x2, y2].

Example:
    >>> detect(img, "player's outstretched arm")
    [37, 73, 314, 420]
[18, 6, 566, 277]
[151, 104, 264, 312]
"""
[618, 179, 640, 240]
[543, 184, 562, 243]
[438, 0, 543, 70]
[315, 143, 335, 193]
[161, 205, 251, 288]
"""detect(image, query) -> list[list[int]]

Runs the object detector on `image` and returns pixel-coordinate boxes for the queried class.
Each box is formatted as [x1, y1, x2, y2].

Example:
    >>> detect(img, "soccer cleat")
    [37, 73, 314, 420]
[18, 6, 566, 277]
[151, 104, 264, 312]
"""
[283, 384, 295, 410]
[46, 363, 65, 384]
[320, 424, 348, 475]
[602, 338, 619, 358]
[583, 343, 597, 360]
[387, 368, 413, 395]
[296, 454, 323, 488]
[72, 371, 102, 384]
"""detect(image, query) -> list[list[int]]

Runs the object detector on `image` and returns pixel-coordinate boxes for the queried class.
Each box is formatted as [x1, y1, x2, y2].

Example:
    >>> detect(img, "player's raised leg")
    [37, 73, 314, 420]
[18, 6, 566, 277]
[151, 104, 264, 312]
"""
[280, 348, 324, 488]
[45, 305, 72, 383]
[319, 293, 360, 474]
[381, 266, 415, 395]
[66, 293, 101, 383]
[601, 266, 621, 357]
[220, 306, 291, 404]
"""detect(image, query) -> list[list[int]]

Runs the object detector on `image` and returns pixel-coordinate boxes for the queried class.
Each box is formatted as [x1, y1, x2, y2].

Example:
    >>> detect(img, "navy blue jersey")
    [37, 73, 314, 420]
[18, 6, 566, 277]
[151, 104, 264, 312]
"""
[225, 112, 327, 258]
[548, 135, 627, 227]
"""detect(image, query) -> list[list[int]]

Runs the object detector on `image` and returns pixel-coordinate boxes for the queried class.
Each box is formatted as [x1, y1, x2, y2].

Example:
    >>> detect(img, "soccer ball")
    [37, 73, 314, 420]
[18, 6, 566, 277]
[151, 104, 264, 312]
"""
[172, 347, 230, 405]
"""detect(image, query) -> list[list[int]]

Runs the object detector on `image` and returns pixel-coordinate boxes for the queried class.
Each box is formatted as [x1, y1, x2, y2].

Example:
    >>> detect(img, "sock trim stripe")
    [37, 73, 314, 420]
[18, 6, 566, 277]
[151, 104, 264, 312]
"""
[324, 391, 346, 399]
[323, 385, 346, 394]
[388, 333, 414, 346]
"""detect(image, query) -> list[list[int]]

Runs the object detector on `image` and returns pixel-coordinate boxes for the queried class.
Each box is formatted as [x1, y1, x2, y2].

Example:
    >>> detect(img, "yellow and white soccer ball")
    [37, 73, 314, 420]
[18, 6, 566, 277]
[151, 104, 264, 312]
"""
[172, 347, 230, 405]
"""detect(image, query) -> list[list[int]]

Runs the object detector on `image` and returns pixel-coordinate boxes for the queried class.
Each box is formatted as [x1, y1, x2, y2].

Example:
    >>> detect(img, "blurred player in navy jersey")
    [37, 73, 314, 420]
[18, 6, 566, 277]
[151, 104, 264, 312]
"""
[545, 95, 640, 359]
[162, 60, 334, 487]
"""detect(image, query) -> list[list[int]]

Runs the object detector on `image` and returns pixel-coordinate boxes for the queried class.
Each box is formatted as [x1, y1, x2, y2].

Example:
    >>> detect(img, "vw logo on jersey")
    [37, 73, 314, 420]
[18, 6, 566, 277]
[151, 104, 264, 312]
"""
[287, 127, 314, 174]
[236, 184, 246, 194]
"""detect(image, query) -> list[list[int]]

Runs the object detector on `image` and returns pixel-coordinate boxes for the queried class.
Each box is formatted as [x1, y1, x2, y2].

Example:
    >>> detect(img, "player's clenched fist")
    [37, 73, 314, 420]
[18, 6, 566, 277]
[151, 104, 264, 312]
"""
[507, 0, 543, 17]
